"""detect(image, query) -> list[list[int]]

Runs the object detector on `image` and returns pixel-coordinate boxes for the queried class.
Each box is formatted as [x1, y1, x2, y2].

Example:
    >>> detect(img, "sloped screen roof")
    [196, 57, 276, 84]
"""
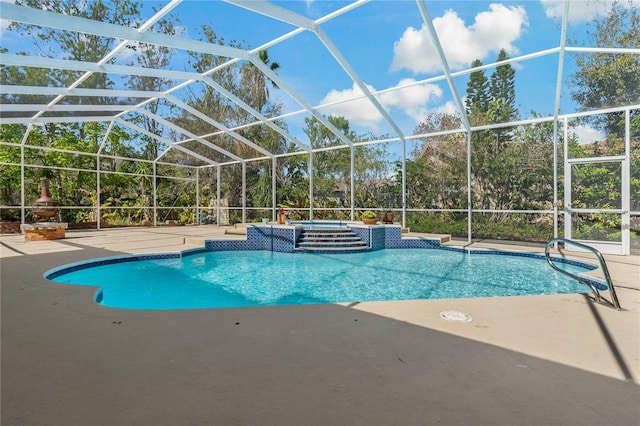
[1, 0, 639, 166]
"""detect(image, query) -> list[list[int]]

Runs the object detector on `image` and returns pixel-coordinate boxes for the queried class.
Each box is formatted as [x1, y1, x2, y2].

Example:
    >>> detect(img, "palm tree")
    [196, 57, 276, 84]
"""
[241, 49, 280, 111]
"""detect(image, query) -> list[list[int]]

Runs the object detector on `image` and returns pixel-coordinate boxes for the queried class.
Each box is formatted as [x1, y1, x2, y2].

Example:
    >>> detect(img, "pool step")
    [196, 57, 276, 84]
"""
[296, 227, 369, 253]
[302, 236, 362, 242]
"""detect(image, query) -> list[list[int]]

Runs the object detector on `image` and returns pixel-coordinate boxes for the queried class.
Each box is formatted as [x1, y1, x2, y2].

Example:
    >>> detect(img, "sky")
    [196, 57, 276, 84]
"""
[1, 0, 639, 147]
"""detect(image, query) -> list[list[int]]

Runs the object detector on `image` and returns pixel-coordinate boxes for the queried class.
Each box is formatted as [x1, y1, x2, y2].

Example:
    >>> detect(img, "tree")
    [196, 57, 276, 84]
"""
[240, 49, 281, 112]
[236, 48, 288, 212]
[570, 1, 640, 135]
[173, 26, 292, 214]
[302, 116, 391, 218]
[0, 125, 24, 213]
[304, 116, 354, 212]
[174, 25, 250, 164]
[12, 0, 141, 103]
[127, 11, 181, 161]
[462, 49, 525, 217]
[0, 48, 57, 106]
[403, 113, 467, 211]
[353, 135, 392, 210]
[567, 2, 639, 243]
[465, 59, 490, 125]
[4, 1, 155, 223]
[488, 49, 517, 143]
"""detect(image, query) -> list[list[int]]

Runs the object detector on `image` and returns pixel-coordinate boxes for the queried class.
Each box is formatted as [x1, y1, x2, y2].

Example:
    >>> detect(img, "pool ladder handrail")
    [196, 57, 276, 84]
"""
[545, 238, 622, 310]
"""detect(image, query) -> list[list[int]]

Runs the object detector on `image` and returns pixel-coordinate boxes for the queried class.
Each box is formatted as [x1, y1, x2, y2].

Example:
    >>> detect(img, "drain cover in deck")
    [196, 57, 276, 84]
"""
[439, 310, 472, 323]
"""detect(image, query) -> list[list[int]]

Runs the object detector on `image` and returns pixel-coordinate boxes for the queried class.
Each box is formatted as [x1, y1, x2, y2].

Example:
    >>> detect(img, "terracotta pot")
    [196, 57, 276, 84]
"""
[362, 218, 377, 225]
[382, 211, 394, 224]
[278, 214, 285, 224]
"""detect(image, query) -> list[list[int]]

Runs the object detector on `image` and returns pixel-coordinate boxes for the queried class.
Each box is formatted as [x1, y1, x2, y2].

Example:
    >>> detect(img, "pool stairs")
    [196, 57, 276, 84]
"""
[295, 227, 369, 252]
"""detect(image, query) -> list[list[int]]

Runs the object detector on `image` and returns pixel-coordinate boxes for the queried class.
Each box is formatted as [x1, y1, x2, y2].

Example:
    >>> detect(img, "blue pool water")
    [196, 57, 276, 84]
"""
[46, 249, 599, 310]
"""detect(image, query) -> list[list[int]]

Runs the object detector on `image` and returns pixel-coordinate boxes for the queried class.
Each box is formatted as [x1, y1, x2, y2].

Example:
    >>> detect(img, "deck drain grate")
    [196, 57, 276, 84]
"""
[439, 310, 472, 323]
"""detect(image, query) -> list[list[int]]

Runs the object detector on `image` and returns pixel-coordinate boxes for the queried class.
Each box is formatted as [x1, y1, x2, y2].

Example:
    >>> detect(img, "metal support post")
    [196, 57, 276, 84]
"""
[309, 152, 314, 221]
[350, 145, 355, 221]
[467, 132, 472, 243]
[153, 162, 157, 227]
[272, 157, 277, 221]
[196, 168, 200, 225]
[97, 155, 101, 230]
[216, 165, 221, 226]
[242, 161, 246, 223]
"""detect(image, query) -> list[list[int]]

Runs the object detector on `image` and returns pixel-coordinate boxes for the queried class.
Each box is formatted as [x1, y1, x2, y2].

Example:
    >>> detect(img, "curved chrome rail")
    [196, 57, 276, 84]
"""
[545, 238, 622, 310]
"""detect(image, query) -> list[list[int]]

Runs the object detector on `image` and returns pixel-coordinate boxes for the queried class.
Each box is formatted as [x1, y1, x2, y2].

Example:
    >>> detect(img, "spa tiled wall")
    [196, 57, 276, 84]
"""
[204, 225, 298, 253]
[204, 224, 446, 253]
[350, 226, 371, 247]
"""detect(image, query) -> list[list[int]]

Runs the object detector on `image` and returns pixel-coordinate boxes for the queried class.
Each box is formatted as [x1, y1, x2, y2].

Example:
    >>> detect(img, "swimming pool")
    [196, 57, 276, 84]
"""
[46, 248, 602, 310]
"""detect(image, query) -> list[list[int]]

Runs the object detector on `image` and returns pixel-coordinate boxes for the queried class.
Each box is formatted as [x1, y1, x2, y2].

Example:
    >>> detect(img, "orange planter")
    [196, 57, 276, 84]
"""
[362, 218, 377, 225]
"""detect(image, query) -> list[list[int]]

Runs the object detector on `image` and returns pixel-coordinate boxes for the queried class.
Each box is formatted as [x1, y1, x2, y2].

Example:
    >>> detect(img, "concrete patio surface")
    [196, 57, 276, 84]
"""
[1, 225, 639, 425]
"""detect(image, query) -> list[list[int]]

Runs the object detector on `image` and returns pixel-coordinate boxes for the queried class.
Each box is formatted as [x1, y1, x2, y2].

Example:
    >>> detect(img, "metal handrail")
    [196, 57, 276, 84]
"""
[545, 238, 622, 310]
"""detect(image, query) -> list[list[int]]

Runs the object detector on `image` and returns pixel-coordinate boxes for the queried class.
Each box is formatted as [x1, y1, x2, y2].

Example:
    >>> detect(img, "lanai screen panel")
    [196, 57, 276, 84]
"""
[1, 0, 639, 241]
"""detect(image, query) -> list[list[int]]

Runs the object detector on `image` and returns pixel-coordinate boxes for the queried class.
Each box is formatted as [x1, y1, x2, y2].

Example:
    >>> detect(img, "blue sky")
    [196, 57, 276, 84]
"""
[1, 0, 638, 145]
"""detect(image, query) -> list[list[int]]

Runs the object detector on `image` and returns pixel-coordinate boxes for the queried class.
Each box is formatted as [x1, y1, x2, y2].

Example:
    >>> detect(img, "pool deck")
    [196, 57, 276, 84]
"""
[1, 225, 639, 425]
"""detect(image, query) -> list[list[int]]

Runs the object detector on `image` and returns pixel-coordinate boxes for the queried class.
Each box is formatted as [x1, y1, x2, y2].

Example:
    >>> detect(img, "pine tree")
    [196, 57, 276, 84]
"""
[465, 59, 490, 123]
[488, 49, 517, 142]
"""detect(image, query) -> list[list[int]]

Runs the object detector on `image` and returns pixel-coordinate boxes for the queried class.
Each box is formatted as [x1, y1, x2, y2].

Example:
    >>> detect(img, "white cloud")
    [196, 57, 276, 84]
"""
[379, 78, 443, 122]
[390, 4, 528, 74]
[571, 124, 604, 145]
[540, 0, 640, 23]
[318, 79, 444, 128]
[320, 83, 383, 128]
[431, 101, 459, 116]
